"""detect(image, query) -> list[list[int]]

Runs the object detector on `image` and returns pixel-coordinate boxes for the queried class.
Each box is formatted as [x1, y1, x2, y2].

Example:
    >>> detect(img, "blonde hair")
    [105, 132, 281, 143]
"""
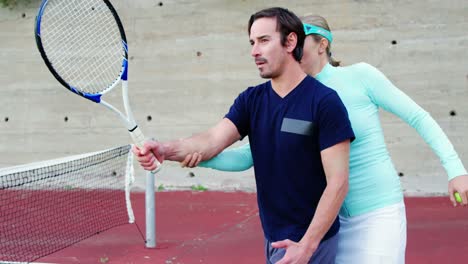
[301, 15, 341, 67]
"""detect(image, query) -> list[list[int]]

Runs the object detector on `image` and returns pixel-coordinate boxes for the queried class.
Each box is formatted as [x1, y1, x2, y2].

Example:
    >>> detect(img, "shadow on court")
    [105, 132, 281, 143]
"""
[37, 192, 468, 264]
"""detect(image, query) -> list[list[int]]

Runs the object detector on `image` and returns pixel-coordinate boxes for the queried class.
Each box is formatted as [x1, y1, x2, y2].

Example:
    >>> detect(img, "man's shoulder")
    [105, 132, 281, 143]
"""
[236, 80, 271, 101]
[247, 80, 270, 93]
[232, 81, 270, 108]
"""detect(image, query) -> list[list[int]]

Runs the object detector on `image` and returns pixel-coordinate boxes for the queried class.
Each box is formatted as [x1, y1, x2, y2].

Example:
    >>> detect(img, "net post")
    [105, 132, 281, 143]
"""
[145, 171, 156, 248]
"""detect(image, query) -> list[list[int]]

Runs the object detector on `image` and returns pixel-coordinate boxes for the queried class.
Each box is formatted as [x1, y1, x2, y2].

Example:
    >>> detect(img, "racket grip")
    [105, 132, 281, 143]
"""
[130, 126, 162, 173]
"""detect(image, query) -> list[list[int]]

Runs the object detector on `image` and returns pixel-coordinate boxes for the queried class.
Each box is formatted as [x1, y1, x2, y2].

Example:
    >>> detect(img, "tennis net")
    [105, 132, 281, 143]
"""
[0, 144, 135, 263]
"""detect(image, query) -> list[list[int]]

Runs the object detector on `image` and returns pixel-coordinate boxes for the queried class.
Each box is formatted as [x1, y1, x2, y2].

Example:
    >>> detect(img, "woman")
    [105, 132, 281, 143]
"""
[181, 15, 468, 263]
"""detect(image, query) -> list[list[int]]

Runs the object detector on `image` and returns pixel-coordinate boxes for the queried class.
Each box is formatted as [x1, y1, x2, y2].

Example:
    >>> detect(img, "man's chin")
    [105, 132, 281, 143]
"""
[259, 71, 272, 79]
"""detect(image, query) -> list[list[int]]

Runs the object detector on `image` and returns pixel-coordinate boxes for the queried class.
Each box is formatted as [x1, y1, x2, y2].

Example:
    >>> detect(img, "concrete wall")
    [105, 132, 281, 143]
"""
[0, 0, 467, 193]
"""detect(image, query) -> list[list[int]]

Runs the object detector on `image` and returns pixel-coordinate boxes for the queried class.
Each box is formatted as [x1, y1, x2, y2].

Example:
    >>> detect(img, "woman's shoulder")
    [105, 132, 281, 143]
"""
[340, 63, 385, 82]
[342, 62, 375, 72]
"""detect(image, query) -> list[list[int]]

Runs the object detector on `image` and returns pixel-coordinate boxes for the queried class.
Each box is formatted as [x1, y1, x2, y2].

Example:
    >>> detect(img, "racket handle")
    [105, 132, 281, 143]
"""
[130, 126, 162, 173]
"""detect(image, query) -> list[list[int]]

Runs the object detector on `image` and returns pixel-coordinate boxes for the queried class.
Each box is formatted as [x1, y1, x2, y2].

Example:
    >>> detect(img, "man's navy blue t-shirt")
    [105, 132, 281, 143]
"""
[225, 75, 355, 243]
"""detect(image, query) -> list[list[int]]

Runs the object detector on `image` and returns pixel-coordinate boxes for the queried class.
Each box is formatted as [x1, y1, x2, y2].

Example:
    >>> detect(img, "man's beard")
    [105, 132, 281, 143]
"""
[259, 71, 273, 79]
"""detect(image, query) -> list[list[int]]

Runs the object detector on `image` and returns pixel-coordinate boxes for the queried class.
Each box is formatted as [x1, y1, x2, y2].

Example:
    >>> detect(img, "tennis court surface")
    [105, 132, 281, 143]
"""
[29, 191, 468, 264]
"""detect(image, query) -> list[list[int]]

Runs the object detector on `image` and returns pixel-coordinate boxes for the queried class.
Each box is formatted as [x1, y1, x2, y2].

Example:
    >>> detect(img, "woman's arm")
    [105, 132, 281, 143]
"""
[359, 63, 468, 205]
[182, 143, 254, 172]
[359, 63, 467, 180]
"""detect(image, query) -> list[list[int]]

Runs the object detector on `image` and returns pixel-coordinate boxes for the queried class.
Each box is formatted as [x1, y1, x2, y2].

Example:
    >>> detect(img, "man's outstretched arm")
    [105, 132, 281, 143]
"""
[133, 118, 241, 171]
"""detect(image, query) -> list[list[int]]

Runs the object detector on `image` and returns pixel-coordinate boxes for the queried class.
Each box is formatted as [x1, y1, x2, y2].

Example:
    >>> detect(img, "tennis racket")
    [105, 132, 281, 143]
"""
[34, 0, 161, 171]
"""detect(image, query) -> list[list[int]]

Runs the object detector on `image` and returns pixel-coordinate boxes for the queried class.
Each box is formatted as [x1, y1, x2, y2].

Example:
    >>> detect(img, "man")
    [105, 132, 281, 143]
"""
[134, 7, 354, 264]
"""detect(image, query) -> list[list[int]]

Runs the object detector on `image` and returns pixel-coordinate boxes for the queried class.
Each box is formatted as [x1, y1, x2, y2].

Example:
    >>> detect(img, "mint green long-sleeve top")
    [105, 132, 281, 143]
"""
[200, 63, 467, 217]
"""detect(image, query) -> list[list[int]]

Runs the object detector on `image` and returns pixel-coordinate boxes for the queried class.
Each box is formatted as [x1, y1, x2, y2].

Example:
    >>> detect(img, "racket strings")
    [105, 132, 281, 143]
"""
[52, 1, 121, 81]
[40, 0, 125, 95]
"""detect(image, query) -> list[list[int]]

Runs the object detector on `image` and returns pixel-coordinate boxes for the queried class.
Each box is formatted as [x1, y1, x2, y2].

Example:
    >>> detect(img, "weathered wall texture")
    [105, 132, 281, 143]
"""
[0, 0, 467, 193]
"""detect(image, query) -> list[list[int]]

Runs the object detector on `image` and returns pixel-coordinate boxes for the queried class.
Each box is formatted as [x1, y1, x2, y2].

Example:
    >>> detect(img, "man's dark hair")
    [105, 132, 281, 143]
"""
[248, 7, 305, 62]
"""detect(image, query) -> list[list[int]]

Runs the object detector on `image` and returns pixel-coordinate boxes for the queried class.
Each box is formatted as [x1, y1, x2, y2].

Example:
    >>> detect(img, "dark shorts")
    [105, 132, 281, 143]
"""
[264, 234, 338, 264]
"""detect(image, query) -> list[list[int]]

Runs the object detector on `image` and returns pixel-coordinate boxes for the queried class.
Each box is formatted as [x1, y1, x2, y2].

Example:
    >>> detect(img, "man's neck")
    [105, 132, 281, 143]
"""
[271, 61, 307, 98]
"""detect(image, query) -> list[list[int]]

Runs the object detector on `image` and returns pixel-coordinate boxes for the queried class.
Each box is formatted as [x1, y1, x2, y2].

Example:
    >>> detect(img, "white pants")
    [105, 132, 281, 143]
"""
[335, 201, 407, 264]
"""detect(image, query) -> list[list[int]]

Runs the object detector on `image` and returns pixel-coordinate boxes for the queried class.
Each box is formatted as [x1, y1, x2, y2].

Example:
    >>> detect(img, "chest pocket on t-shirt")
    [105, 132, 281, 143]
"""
[280, 118, 314, 136]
